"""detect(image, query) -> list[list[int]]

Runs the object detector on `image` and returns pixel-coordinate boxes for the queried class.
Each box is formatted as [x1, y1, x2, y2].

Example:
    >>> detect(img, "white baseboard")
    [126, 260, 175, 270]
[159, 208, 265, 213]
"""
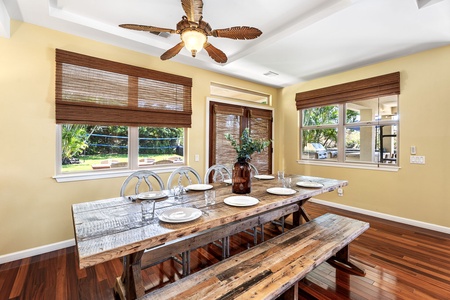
[0, 239, 75, 264]
[311, 198, 450, 234]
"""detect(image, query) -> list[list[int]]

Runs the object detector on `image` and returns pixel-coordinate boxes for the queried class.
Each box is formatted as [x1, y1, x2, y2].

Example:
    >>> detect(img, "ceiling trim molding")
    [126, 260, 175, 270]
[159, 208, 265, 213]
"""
[0, 0, 10, 38]
[48, 0, 170, 49]
[416, 0, 447, 8]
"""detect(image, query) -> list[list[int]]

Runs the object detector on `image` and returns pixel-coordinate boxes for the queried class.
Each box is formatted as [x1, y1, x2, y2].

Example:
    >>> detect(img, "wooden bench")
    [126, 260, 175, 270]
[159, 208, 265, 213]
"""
[115, 204, 299, 298]
[139, 213, 369, 300]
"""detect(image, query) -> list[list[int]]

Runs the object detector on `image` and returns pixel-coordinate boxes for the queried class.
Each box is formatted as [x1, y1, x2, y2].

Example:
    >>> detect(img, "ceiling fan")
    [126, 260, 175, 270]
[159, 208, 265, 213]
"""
[119, 0, 262, 63]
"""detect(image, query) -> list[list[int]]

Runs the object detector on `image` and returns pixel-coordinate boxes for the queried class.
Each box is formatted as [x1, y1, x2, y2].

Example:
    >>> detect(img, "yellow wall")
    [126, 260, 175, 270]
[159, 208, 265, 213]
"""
[280, 45, 450, 227]
[0, 21, 278, 256]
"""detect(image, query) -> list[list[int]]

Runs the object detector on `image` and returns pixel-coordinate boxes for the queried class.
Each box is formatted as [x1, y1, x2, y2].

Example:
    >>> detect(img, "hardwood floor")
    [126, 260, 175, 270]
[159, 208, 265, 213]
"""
[1, 202, 449, 300]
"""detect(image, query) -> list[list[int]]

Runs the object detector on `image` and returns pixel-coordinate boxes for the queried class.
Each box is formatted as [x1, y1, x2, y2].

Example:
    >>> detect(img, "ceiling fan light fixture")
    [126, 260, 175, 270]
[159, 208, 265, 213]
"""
[181, 29, 207, 57]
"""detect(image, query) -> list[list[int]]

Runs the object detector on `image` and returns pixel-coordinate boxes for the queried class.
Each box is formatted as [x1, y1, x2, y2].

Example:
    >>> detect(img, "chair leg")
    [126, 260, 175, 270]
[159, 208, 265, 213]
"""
[260, 224, 265, 242]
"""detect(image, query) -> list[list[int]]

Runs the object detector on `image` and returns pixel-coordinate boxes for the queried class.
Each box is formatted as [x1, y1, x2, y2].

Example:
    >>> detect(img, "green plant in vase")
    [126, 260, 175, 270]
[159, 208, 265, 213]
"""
[225, 128, 271, 194]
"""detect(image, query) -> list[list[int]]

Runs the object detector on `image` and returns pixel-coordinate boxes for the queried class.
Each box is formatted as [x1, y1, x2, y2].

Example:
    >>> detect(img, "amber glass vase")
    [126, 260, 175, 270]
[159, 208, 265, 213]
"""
[232, 157, 252, 194]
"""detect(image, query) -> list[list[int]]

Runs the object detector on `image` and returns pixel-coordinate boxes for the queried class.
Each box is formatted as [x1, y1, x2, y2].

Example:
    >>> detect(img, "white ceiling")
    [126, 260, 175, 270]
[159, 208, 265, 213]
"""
[2, 0, 450, 87]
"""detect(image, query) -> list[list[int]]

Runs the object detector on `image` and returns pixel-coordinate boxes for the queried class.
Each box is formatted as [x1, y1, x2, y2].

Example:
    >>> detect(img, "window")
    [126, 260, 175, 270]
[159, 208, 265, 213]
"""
[55, 49, 191, 176]
[60, 125, 184, 173]
[296, 72, 400, 167]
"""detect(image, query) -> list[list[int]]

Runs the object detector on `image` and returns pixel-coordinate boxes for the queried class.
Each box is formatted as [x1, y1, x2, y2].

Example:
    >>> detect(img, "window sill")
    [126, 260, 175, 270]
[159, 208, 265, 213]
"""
[297, 160, 400, 172]
[53, 165, 184, 183]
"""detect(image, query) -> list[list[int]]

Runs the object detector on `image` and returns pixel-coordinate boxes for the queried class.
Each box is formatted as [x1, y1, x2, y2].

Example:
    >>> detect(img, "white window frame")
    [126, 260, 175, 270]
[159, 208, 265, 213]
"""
[54, 125, 186, 182]
[298, 98, 400, 171]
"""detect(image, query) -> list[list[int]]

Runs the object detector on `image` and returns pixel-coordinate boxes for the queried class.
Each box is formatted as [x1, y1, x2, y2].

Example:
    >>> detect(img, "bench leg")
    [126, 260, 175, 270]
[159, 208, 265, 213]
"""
[280, 281, 298, 300]
[327, 245, 365, 276]
[114, 250, 145, 300]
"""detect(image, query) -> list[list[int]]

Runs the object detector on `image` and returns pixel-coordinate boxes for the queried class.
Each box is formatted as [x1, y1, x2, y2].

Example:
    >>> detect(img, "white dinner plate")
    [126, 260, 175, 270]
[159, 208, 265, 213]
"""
[137, 191, 168, 200]
[266, 187, 297, 195]
[224, 196, 259, 207]
[186, 184, 214, 191]
[254, 175, 275, 180]
[296, 181, 324, 188]
[224, 179, 232, 185]
[159, 207, 202, 223]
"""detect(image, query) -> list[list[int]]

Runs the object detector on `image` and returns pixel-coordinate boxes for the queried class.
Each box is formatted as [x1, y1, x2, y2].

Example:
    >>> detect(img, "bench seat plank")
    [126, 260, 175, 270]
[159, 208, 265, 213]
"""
[141, 213, 369, 300]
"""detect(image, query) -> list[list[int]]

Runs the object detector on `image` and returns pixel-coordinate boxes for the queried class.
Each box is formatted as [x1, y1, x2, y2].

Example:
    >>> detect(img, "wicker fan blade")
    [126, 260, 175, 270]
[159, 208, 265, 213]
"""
[204, 43, 228, 63]
[119, 24, 177, 34]
[181, 0, 203, 23]
[211, 26, 262, 40]
[160, 42, 185, 60]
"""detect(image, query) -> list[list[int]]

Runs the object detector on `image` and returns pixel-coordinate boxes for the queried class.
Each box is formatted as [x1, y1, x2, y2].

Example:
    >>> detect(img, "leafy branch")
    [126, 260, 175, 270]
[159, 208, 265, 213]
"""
[225, 128, 271, 160]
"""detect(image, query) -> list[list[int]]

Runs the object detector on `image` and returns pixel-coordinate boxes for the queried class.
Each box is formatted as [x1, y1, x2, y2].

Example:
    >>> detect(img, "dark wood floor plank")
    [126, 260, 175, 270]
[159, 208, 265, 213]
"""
[8, 257, 31, 298]
[1, 201, 449, 299]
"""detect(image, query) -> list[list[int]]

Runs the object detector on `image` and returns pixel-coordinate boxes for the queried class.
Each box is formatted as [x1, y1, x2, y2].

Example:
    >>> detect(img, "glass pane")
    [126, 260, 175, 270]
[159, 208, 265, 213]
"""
[301, 128, 338, 160]
[376, 125, 398, 164]
[346, 95, 398, 124]
[302, 105, 339, 126]
[61, 125, 129, 173]
[345, 125, 397, 165]
[139, 127, 184, 166]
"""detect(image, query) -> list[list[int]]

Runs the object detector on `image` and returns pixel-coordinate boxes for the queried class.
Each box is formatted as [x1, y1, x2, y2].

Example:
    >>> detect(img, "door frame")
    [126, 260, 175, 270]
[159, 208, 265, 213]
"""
[206, 97, 274, 174]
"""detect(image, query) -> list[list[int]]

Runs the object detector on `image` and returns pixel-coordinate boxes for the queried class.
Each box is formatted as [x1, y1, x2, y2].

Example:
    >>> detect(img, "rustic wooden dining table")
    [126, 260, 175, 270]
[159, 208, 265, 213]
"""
[71, 174, 348, 300]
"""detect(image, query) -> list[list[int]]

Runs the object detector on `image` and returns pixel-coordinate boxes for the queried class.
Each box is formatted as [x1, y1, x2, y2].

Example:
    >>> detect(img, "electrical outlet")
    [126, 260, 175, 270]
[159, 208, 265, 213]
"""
[194, 154, 199, 162]
[337, 188, 343, 197]
[410, 146, 416, 155]
[410, 155, 425, 164]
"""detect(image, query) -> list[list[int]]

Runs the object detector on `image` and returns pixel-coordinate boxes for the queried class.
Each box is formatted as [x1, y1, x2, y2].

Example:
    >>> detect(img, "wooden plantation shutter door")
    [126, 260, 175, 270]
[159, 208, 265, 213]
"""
[55, 49, 193, 127]
[209, 101, 272, 174]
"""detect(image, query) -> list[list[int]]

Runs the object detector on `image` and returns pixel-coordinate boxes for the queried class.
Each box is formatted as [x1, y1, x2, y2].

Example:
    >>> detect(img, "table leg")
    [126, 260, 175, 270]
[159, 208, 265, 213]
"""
[293, 198, 311, 227]
[114, 250, 145, 300]
[327, 245, 365, 276]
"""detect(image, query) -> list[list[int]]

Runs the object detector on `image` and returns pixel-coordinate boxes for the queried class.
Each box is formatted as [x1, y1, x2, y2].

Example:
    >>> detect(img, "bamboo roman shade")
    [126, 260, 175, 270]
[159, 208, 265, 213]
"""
[55, 49, 193, 127]
[295, 72, 400, 110]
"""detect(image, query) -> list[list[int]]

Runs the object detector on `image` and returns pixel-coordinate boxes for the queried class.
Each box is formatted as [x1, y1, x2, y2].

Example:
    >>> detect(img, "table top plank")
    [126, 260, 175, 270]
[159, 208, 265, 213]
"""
[72, 175, 347, 268]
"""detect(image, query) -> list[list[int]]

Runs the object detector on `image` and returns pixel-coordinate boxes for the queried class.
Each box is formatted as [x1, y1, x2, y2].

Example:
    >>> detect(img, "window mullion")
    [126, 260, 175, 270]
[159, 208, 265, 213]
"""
[337, 104, 345, 163]
[129, 127, 139, 169]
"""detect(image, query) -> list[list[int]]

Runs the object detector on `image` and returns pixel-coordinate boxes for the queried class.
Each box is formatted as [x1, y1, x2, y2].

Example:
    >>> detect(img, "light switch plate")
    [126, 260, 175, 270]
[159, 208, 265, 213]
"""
[410, 146, 416, 155]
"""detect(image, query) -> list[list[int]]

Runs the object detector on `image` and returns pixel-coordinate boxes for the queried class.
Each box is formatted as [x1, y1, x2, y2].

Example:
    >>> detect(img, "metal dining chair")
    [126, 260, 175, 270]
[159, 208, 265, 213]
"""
[166, 166, 202, 275]
[249, 163, 259, 177]
[120, 170, 165, 196]
[167, 166, 202, 189]
[204, 164, 232, 258]
[204, 164, 232, 184]
[121, 170, 196, 277]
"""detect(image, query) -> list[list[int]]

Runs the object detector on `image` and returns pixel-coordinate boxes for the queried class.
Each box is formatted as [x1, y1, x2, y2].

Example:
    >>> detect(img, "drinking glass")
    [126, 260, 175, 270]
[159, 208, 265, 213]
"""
[173, 184, 184, 202]
[277, 170, 285, 180]
[283, 177, 292, 188]
[141, 200, 155, 224]
[205, 189, 216, 205]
